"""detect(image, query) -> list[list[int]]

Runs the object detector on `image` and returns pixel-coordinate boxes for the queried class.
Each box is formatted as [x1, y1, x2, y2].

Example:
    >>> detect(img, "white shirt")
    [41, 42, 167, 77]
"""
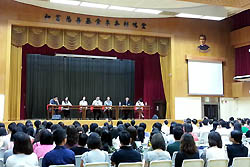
[92, 100, 103, 106]
[205, 146, 228, 161]
[6, 153, 38, 167]
[79, 100, 88, 106]
[62, 100, 72, 106]
[135, 101, 144, 110]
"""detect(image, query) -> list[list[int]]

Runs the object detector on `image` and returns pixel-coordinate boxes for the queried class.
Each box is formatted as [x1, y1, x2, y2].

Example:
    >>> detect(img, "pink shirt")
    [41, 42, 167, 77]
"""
[34, 144, 55, 159]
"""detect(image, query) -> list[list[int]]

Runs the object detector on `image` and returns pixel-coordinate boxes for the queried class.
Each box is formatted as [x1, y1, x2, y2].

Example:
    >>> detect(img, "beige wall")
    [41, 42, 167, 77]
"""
[0, 0, 235, 120]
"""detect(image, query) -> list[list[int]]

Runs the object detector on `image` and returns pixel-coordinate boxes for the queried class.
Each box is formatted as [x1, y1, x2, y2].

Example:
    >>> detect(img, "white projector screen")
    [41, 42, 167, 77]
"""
[188, 60, 223, 95]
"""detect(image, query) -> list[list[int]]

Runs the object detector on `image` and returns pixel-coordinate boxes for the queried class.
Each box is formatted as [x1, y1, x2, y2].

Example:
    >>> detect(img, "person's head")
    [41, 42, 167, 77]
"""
[96, 97, 100, 100]
[152, 122, 162, 132]
[0, 123, 5, 128]
[124, 123, 131, 129]
[246, 130, 250, 138]
[192, 119, 197, 125]
[0, 128, 7, 136]
[184, 123, 193, 133]
[173, 126, 184, 140]
[131, 120, 136, 126]
[164, 120, 168, 126]
[46, 122, 53, 129]
[25, 120, 33, 127]
[150, 128, 160, 142]
[73, 121, 81, 128]
[107, 97, 110, 101]
[78, 133, 88, 147]
[8, 122, 16, 133]
[101, 129, 112, 146]
[117, 120, 123, 127]
[66, 125, 79, 147]
[151, 133, 166, 151]
[26, 127, 35, 137]
[203, 119, 209, 126]
[34, 120, 41, 129]
[90, 123, 98, 133]
[230, 130, 243, 144]
[199, 34, 207, 45]
[111, 127, 119, 139]
[208, 131, 222, 148]
[180, 133, 197, 154]
[139, 123, 146, 131]
[119, 130, 130, 146]
[65, 97, 68, 101]
[117, 124, 126, 132]
[127, 126, 137, 142]
[13, 132, 33, 155]
[82, 124, 89, 133]
[53, 96, 58, 101]
[53, 129, 67, 146]
[138, 98, 143, 102]
[125, 97, 129, 101]
[40, 129, 53, 145]
[212, 121, 219, 131]
[58, 122, 65, 128]
[137, 127, 145, 143]
[234, 123, 242, 132]
[87, 132, 102, 149]
[82, 96, 86, 101]
[185, 118, 192, 124]
[229, 117, 234, 122]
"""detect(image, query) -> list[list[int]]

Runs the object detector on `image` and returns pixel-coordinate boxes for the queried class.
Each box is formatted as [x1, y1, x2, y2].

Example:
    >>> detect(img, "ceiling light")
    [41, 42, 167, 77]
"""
[50, 0, 80, 6]
[176, 13, 202, 19]
[134, 9, 162, 14]
[201, 16, 225, 21]
[80, 2, 109, 9]
[109, 6, 135, 11]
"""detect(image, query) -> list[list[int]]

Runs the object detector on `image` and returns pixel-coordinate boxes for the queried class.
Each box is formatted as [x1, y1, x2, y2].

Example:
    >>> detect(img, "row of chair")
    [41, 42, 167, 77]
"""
[47, 157, 250, 167]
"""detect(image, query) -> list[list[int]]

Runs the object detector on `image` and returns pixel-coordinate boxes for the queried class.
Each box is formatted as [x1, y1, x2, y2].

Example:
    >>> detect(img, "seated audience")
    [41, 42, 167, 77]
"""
[42, 129, 75, 167]
[81, 132, 110, 167]
[65, 125, 79, 149]
[175, 133, 200, 167]
[227, 130, 248, 166]
[101, 129, 113, 153]
[6, 132, 38, 167]
[111, 131, 141, 167]
[201, 132, 227, 166]
[127, 126, 137, 149]
[144, 133, 171, 167]
[34, 129, 55, 159]
[71, 133, 90, 155]
[167, 126, 184, 157]
[162, 120, 170, 135]
[183, 123, 198, 141]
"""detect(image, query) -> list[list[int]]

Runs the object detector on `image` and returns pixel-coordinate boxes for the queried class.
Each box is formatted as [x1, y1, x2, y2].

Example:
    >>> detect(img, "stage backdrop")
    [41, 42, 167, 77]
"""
[26, 54, 135, 119]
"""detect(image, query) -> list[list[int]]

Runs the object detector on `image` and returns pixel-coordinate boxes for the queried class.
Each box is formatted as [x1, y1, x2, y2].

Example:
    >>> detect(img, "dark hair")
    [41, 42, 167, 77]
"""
[200, 34, 206, 40]
[10, 127, 23, 141]
[0, 128, 7, 136]
[34, 120, 41, 129]
[73, 121, 81, 128]
[131, 120, 136, 126]
[90, 123, 98, 133]
[58, 122, 65, 128]
[111, 127, 119, 139]
[208, 131, 222, 148]
[25, 120, 33, 127]
[8, 122, 16, 132]
[184, 123, 193, 133]
[164, 120, 168, 125]
[199, 122, 203, 128]
[13, 132, 33, 155]
[231, 130, 243, 144]
[137, 127, 145, 143]
[220, 120, 227, 128]
[0, 123, 5, 128]
[170, 122, 177, 134]
[203, 119, 209, 126]
[211, 121, 219, 132]
[151, 133, 166, 151]
[66, 125, 79, 147]
[82, 124, 89, 133]
[17, 123, 26, 133]
[50, 124, 62, 132]
[229, 117, 234, 121]
[40, 129, 53, 145]
[117, 121, 123, 127]
[42, 121, 47, 128]
[139, 123, 146, 130]
[101, 129, 112, 147]
[53, 129, 67, 145]
[103, 122, 109, 127]
[180, 133, 197, 154]
[192, 119, 197, 125]
[124, 123, 131, 129]
[173, 126, 184, 140]
[78, 133, 88, 147]
[185, 118, 192, 124]
[46, 122, 53, 129]
[246, 130, 250, 138]
[95, 127, 102, 136]
[87, 132, 102, 149]
[234, 123, 242, 132]
[117, 124, 126, 132]
[127, 126, 137, 142]
[119, 130, 130, 145]
[153, 122, 162, 131]
[26, 127, 35, 137]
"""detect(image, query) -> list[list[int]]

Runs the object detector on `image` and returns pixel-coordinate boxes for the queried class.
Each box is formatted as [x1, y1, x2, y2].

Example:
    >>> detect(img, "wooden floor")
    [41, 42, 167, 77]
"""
[3, 119, 183, 132]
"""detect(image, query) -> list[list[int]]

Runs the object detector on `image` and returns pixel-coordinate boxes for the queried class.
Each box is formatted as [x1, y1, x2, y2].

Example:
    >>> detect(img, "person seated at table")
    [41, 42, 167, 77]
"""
[122, 97, 132, 119]
[227, 130, 248, 166]
[62, 97, 72, 119]
[144, 133, 171, 167]
[79, 96, 88, 119]
[49, 96, 59, 114]
[175, 133, 200, 167]
[104, 97, 113, 119]
[201, 131, 227, 167]
[92, 97, 103, 120]
[135, 98, 144, 119]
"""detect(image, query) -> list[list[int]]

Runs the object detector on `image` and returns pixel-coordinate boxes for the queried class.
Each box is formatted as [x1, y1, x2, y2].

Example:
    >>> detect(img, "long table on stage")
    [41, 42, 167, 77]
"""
[47, 105, 151, 120]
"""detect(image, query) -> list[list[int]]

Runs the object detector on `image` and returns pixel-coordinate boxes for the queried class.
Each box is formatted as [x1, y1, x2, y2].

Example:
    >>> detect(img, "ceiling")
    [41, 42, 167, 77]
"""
[14, 0, 244, 19]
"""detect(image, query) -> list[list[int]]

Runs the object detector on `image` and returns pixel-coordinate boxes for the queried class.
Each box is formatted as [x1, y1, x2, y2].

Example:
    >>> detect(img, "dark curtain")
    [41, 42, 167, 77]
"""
[230, 9, 250, 31]
[235, 45, 250, 76]
[26, 54, 134, 119]
[21, 44, 165, 119]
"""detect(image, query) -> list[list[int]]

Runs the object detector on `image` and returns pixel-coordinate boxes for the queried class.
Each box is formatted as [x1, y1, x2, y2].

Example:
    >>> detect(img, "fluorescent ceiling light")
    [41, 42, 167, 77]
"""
[80, 2, 109, 9]
[201, 16, 225, 21]
[50, 0, 80, 6]
[176, 13, 202, 19]
[134, 8, 162, 14]
[109, 6, 135, 11]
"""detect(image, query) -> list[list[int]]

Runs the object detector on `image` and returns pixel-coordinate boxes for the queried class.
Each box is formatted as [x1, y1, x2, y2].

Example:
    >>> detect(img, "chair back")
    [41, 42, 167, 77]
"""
[118, 162, 143, 167]
[0, 160, 3, 167]
[75, 155, 81, 167]
[85, 162, 109, 167]
[150, 160, 171, 167]
[207, 159, 228, 167]
[49, 165, 75, 167]
[232, 157, 250, 167]
[39, 157, 43, 167]
[182, 159, 204, 167]
[199, 132, 209, 144]
[172, 151, 178, 167]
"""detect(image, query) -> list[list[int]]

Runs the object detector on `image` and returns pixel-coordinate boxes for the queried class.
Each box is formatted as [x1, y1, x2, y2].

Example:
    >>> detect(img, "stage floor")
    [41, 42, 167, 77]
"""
[3, 119, 183, 132]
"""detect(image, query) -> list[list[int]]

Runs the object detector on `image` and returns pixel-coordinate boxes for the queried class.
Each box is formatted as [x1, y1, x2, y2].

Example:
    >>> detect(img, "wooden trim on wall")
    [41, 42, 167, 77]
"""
[185, 55, 226, 63]
[231, 26, 250, 48]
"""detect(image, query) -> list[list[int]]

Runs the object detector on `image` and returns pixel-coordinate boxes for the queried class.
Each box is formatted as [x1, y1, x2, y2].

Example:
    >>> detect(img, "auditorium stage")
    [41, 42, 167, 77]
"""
[2, 119, 183, 132]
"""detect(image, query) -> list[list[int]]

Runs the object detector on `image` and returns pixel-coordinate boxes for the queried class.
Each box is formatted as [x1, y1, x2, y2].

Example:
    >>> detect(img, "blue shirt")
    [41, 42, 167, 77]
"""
[49, 99, 59, 105]
[42, 146, 75, 167]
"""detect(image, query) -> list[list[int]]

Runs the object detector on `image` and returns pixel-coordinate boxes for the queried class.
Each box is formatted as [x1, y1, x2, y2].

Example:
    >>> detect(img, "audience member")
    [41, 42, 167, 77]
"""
[65, 125, 79, 148]
[71, 133, 89, 155]
[167, 126, 184, 157]
[183, 123, 198, 141]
